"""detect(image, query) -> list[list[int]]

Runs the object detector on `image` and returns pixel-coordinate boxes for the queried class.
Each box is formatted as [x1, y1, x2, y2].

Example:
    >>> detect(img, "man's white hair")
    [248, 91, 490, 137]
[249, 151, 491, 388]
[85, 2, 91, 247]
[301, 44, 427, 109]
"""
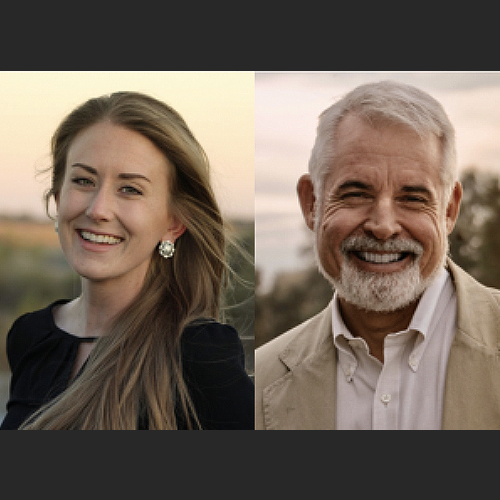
[308, 80, 457, 206]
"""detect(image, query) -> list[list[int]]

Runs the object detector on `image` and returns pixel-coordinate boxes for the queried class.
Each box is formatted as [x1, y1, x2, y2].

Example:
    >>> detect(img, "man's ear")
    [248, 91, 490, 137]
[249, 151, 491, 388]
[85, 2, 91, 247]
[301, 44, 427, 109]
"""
[446, 181, 463, 235]
[297, 174, 317, 231]
[162, 215, 186, 243]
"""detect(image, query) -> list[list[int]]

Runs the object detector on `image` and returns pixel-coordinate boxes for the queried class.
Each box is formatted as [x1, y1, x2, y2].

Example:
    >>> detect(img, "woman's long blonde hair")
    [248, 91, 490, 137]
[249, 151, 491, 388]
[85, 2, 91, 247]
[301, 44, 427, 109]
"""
[23, 91, 229, 429]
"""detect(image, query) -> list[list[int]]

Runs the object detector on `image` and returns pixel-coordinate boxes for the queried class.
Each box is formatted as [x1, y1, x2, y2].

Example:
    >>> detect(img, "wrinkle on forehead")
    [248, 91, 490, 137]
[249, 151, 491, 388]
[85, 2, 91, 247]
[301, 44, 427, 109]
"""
[323, 114, 444, 200]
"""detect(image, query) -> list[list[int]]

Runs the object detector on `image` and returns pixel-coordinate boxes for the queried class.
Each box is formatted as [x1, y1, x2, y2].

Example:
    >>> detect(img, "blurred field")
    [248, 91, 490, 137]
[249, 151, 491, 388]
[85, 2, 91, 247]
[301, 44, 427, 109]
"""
[0, 217, 60, 249]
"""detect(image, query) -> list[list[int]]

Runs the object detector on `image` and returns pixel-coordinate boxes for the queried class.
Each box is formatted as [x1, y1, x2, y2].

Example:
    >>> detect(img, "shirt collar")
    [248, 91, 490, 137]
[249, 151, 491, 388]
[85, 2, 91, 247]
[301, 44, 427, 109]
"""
[407, 267, 449, 337]
[332, 266, 451, 375]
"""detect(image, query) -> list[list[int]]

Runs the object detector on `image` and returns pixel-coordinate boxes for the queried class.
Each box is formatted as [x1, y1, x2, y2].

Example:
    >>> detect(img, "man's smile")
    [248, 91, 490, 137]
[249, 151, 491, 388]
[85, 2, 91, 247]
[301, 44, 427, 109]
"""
[353, 251, 408, 264]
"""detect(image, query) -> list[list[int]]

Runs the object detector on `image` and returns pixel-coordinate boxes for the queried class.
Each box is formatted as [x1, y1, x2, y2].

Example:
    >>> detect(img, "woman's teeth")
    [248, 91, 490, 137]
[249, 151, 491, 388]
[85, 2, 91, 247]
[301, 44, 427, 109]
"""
[80, 231, 122, 245]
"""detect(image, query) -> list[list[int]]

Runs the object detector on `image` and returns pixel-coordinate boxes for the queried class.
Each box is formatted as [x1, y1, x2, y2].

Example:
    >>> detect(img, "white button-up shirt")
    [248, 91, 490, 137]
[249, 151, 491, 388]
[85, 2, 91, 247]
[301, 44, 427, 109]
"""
[334, 267, 457, 430]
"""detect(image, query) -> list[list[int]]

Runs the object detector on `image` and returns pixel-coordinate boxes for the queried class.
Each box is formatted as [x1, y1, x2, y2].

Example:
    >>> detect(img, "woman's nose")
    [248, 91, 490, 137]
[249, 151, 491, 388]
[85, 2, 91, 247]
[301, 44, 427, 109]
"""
[85, 187, 114, 222]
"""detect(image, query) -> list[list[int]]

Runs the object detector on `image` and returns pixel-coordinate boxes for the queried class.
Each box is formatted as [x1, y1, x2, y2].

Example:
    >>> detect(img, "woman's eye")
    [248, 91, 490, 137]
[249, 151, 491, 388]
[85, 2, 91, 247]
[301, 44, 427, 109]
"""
[71, 177, 94, 187]
[120, 186, 142, 195]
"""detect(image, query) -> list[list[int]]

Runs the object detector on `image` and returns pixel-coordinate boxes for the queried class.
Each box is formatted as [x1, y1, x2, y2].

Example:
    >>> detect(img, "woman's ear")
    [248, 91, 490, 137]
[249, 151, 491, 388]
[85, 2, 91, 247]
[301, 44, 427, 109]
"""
[297, 174, 317, 231]
[162, 215, 186, 243]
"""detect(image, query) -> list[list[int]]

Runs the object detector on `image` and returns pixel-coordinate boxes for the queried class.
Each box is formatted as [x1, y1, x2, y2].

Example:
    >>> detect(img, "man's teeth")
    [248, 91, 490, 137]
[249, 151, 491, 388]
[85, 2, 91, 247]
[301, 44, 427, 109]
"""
[80, 231, 121, 245]
[357, 252, 404, 264]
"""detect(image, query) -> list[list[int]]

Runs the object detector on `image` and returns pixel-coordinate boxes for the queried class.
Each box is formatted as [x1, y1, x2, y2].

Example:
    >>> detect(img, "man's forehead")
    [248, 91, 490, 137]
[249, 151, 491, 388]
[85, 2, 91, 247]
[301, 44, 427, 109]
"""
[331, 163, 435, 185]
[325, 114, 441, 176]
[333, 113, 439, 156]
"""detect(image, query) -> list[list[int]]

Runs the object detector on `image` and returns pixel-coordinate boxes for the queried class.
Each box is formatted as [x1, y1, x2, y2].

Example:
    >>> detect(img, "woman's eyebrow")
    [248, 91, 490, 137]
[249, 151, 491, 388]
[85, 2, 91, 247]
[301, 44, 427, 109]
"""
[71, 163, 98, 175]
[118, 173, 151, 183]
[71, 163, 151, 183]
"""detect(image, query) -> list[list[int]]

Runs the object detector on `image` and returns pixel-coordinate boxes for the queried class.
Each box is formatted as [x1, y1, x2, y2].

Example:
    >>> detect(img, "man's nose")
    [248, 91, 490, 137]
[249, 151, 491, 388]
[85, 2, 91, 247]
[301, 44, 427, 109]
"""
[362, 197, 402, 241]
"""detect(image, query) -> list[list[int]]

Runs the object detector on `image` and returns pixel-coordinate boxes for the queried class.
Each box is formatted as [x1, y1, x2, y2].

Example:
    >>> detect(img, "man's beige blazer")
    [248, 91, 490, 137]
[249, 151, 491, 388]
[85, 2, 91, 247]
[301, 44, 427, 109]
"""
[255, 260, 500, 429]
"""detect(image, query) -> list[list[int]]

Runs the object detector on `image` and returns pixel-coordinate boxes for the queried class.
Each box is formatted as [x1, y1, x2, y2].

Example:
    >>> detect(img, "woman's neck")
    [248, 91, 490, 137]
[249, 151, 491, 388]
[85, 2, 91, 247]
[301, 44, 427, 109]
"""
[56, 276, 145, 338]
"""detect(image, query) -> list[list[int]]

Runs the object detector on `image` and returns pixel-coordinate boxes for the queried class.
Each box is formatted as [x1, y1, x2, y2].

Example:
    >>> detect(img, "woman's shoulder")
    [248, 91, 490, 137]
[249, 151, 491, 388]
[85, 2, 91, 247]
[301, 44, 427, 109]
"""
[8, 299, 69, 334]
[6, 300, 70, 363]
[180, 319, 247, 386]
[181, 319, 243, 361]
[182, 319, 239, 343]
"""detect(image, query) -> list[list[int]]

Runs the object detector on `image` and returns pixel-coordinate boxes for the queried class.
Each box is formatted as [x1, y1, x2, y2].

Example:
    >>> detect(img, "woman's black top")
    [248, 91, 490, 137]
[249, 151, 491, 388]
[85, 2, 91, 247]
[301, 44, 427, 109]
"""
[0, 300, 254, 430]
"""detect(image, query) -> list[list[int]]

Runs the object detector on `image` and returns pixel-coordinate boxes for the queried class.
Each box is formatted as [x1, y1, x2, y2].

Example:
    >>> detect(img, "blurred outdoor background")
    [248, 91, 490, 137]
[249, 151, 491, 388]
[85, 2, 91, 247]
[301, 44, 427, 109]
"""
[256, 72, 500, 348]
[0, 72, 255, 422]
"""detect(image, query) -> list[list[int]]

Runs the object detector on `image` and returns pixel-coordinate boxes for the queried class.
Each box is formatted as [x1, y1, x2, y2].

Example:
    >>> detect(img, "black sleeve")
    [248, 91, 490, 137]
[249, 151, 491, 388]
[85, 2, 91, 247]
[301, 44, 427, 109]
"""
[181, 322, 255, 430]
[5, 314, 35, 375]
[0, 314, 40, 430]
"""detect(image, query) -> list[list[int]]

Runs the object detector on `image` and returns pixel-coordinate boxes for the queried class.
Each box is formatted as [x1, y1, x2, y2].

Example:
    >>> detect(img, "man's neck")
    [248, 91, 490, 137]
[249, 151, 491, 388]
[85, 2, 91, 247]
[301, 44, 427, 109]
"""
[338, 297, 419, 363]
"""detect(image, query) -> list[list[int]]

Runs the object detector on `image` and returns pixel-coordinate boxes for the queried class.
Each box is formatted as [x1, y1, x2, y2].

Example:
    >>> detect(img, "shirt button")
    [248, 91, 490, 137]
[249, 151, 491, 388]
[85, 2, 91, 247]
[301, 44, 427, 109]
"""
[381, 394, 391, 405]
[409, 354, 419, 371]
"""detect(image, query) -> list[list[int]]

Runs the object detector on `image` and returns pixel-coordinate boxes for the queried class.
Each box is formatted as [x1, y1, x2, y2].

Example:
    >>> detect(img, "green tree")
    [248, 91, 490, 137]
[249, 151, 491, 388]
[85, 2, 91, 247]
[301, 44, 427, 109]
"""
[449, 168, 500, 288]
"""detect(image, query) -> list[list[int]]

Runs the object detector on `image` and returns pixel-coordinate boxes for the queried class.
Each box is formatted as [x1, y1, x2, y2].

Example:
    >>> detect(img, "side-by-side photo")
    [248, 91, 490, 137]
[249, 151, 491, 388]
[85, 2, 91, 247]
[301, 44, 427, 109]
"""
[3, 71, 500, 430]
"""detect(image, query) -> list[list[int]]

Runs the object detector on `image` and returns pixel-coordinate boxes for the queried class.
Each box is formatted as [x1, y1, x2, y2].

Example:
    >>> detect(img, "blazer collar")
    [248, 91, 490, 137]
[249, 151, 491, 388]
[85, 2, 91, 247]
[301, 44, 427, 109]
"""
[443, 259, 500, 429]
[447, 258, 500, 347]
[278, 302, 334, 370]
[264, 303, 337, 430]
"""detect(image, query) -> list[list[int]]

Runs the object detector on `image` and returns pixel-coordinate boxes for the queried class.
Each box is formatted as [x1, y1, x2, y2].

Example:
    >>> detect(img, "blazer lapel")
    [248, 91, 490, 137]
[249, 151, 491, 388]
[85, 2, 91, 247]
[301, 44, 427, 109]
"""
[262, 304, 337, 430]
[443, 260, 500, 429]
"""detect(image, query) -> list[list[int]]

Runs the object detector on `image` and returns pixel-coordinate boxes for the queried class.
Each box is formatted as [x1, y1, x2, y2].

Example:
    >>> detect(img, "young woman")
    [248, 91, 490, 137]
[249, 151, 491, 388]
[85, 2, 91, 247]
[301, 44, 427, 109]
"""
[0, 91, 254, 430]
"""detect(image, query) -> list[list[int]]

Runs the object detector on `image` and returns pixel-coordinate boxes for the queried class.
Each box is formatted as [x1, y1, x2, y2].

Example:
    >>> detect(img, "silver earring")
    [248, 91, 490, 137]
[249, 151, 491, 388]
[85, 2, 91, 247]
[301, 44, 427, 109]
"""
[55, 220, 59, 233]
[158, 240, 175, 259]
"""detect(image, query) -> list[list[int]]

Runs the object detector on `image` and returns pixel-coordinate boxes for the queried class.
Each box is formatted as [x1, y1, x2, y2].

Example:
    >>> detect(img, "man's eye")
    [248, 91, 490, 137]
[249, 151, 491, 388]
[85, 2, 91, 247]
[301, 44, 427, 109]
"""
[341, 191, 370, 199]
[401, 196, 426, 203]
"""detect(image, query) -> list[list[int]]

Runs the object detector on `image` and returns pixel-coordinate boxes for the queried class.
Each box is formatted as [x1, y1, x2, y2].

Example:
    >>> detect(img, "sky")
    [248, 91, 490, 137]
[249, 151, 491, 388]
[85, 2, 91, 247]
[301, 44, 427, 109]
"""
[255, 72, 500, 290]
[0, 71, 254, 220]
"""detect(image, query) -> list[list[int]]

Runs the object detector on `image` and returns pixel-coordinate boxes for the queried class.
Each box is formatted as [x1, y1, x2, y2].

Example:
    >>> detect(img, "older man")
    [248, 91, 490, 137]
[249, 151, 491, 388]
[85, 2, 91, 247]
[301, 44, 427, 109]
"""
[255, 80, 500, 430]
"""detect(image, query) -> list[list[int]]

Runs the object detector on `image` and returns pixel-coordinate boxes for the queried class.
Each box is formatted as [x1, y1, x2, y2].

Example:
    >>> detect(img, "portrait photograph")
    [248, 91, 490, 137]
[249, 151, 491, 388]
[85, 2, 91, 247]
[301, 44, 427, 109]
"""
[0, 71, 254, 429]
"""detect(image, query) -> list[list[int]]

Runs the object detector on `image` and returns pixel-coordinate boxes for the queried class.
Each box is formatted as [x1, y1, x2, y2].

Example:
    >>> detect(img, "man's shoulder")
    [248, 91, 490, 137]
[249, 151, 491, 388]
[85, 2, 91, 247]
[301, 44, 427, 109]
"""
[485, 285, 500, 303]
[448, 259, 500, 303]
[255, 302, 333, 389]
[448, 259, 500, 348]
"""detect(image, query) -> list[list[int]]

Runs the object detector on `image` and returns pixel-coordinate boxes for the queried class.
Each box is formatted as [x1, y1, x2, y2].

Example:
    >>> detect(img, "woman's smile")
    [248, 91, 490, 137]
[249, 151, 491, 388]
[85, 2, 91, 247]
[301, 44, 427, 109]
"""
[77, 229, 124, 247]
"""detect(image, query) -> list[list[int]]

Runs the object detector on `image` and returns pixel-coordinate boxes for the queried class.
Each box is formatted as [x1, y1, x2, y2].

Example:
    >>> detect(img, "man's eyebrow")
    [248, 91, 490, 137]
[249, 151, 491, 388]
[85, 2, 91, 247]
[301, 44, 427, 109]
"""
[401, 185, 433, 197]
[71, 163, 151, 183]
[337, 180, 374, 191]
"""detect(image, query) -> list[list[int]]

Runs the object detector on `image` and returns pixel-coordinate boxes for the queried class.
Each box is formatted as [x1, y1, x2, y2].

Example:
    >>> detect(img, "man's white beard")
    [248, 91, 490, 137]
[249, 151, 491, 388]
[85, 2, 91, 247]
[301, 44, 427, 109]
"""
[315, 234, 445, 313]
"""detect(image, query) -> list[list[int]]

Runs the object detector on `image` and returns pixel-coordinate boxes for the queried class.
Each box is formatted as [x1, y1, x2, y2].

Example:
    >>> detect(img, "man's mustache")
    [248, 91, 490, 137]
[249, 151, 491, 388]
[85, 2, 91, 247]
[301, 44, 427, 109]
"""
[341, 235, 424, 256]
